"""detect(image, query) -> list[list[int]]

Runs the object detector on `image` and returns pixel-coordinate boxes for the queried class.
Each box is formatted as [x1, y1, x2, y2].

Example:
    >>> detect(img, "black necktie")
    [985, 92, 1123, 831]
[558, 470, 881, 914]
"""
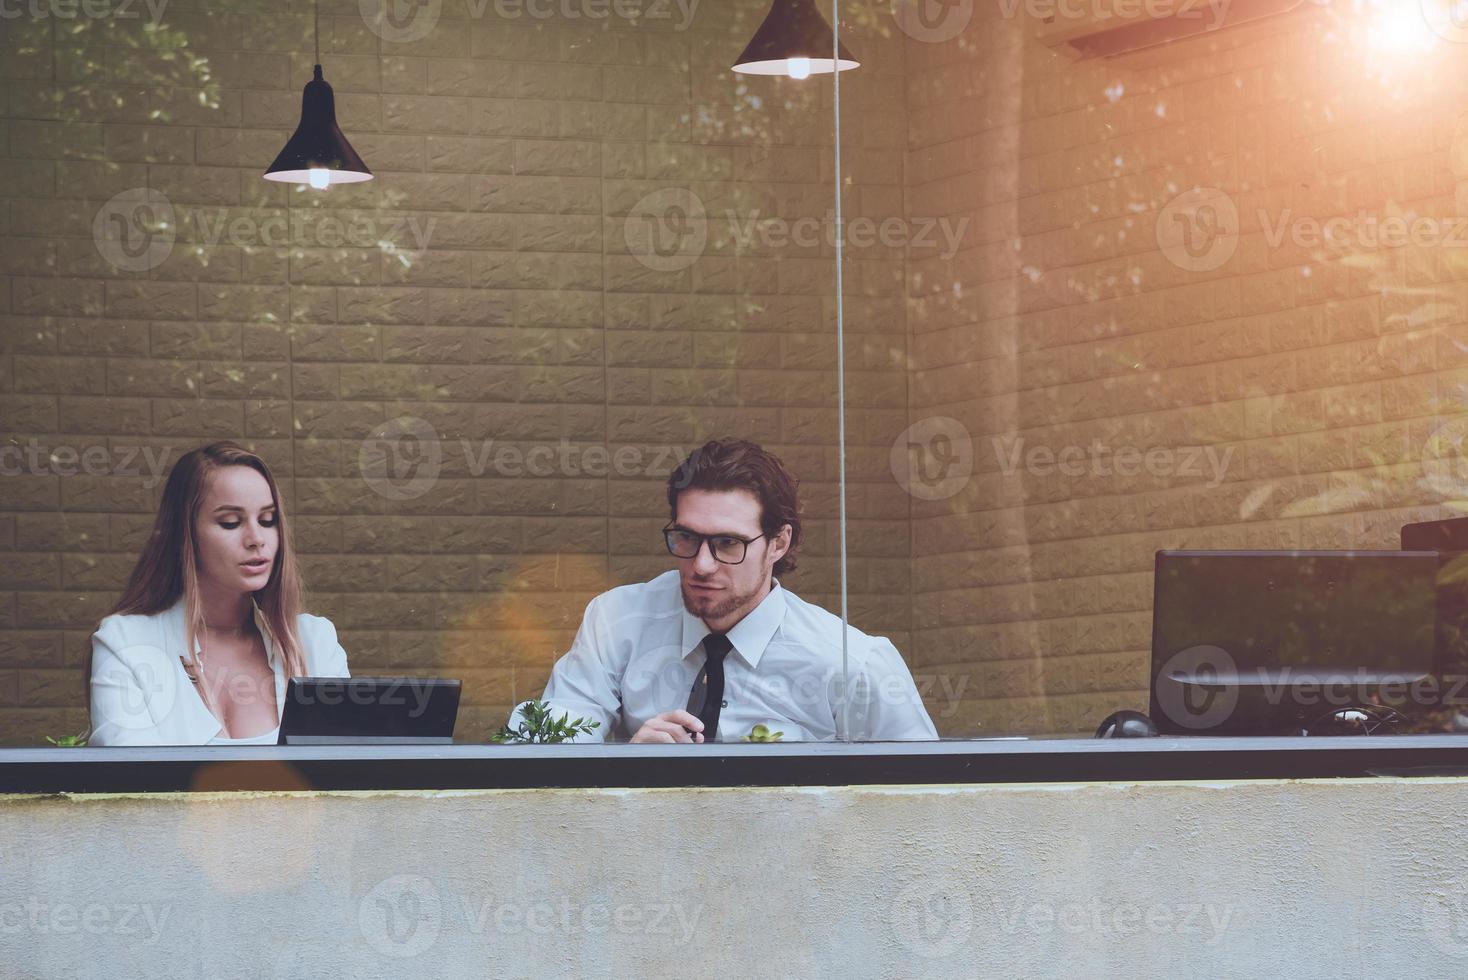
[690, 633, 732, 741]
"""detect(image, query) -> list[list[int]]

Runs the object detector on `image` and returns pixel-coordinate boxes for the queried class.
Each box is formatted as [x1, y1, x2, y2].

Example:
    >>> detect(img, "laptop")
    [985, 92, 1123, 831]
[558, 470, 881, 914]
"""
[277, 676, 462, 745]
[1149, 551, 1439, 735]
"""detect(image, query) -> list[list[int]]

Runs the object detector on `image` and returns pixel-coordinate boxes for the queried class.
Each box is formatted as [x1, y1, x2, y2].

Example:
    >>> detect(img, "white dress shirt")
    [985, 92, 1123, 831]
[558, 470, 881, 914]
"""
[517, 570, 938, 742]
[89, 599, 350, 746]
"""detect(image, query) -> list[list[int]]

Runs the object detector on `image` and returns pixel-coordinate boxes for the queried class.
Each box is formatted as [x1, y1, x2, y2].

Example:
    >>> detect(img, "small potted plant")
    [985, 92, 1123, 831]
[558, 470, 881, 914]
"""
[491, 700, 599, 744]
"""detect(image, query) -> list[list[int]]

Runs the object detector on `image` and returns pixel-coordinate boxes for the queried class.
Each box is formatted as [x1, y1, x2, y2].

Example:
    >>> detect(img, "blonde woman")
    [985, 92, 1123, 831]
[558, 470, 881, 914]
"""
[88, 442, 349, 745]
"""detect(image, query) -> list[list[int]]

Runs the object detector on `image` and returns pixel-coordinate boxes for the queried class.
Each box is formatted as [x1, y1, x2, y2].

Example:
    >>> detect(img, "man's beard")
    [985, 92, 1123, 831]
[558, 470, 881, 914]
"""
[681, 578, 755, 624]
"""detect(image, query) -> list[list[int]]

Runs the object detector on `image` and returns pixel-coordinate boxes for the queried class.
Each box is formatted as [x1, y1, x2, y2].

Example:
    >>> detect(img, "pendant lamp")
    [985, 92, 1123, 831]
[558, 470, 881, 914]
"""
[264, 1, 372, 188]
[732, 0, 859, 78]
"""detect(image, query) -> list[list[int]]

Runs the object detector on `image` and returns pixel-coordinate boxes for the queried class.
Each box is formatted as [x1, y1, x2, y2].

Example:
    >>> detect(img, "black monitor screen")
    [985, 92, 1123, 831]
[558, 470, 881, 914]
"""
[1150, 551, 1439, 735]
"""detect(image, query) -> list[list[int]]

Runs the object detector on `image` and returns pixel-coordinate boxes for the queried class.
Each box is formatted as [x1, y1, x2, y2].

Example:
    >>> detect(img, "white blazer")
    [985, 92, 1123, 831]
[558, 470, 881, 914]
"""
[88, 600, 351, 746]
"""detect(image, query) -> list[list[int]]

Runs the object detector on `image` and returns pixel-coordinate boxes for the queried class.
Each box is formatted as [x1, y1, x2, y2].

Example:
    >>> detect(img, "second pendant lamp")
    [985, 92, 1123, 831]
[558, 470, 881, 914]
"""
[264, 1, 372, 189]
[733, 0, 859, 78]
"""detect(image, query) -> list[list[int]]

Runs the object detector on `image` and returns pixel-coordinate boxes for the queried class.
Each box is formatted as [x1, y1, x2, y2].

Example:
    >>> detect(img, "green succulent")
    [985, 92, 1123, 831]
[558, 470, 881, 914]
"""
[45, 731, 89, 748]
[741, 724, 784, 742]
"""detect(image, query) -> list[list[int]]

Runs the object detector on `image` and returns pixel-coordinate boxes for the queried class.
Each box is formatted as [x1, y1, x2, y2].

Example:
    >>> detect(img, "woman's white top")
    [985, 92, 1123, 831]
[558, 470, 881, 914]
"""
[207, 726, 282, 746]
[89, 599, 351, 746]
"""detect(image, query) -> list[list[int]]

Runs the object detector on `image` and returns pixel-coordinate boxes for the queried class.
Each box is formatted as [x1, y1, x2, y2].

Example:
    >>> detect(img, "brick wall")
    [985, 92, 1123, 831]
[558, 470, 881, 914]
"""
[0, 0, 918, 743]
[11, 0, 1455, 744]
[898, 1, 1468, 734]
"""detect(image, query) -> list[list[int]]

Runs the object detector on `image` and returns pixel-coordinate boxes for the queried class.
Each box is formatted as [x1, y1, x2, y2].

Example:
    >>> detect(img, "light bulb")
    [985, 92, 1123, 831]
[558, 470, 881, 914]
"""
[787, 57, 811, 80]
[308, 168, 331, 189]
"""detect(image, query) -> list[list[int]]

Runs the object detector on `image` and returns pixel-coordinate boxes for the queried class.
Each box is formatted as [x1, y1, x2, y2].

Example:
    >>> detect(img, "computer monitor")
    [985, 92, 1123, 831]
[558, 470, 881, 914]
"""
[1401, 517, 1468, 688]
[1149, 551, 1439, 736]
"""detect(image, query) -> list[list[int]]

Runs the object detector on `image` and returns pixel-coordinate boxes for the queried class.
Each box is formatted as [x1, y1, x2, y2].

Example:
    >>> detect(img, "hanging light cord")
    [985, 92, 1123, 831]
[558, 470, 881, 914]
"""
[831, 0, 850, 740]
[314, 0, 320, 65]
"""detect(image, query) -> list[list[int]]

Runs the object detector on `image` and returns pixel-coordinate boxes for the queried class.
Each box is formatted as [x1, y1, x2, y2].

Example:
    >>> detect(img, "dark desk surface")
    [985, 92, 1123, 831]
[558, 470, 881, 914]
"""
[6, 736, 1468, 793]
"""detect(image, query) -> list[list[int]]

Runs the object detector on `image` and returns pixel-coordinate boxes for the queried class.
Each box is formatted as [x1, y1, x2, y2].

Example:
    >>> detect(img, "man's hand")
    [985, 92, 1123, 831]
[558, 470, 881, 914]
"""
[630, 710, 706, 743]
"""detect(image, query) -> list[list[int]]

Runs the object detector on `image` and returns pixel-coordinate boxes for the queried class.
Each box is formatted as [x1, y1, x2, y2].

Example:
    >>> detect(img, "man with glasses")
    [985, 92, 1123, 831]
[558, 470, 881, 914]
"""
[512, 439, 937, 742]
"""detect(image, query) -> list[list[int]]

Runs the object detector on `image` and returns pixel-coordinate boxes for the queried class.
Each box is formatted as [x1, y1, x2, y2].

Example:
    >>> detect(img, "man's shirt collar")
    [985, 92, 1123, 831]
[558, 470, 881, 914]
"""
[679, 578, 787, 670]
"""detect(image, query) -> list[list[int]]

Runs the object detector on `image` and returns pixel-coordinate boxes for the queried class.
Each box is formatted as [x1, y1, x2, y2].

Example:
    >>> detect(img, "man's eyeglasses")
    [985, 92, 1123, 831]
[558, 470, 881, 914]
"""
[663, 524, 768, 565]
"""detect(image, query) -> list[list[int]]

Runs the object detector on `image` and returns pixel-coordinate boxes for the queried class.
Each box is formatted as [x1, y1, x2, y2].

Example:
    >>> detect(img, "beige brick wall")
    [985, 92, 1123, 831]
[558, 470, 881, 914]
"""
[0, 0, 916, 743]
[898, 2, 1468, 734]
[12, 0, 1452, 743]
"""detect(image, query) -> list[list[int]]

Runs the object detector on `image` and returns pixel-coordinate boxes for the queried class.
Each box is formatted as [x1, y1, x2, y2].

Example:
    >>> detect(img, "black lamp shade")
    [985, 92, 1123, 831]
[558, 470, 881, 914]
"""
[733, 0, 859, 76]
[264, 65, 373, 187]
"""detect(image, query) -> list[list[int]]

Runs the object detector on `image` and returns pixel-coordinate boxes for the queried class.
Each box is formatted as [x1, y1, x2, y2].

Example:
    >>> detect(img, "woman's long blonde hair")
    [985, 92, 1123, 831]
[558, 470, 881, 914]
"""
[98, 442, 307, 716]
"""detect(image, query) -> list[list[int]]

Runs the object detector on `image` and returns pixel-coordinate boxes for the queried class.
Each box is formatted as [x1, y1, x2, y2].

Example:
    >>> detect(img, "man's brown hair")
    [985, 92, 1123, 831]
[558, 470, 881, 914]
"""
[666, 439, 803, 577]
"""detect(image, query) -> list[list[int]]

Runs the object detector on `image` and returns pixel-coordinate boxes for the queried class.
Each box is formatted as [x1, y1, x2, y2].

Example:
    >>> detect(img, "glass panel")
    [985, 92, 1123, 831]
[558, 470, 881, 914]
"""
[843, 0, 1468, 738]
[0, 0, 857, 745]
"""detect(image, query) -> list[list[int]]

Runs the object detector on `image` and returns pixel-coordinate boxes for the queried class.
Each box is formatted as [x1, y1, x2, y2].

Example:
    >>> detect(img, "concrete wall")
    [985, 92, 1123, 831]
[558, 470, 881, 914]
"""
[3, 778, 1468, 976]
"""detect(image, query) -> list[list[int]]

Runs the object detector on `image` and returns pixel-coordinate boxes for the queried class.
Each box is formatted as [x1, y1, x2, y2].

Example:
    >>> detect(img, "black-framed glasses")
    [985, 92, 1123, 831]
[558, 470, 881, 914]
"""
[663, 524, 768, 565]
